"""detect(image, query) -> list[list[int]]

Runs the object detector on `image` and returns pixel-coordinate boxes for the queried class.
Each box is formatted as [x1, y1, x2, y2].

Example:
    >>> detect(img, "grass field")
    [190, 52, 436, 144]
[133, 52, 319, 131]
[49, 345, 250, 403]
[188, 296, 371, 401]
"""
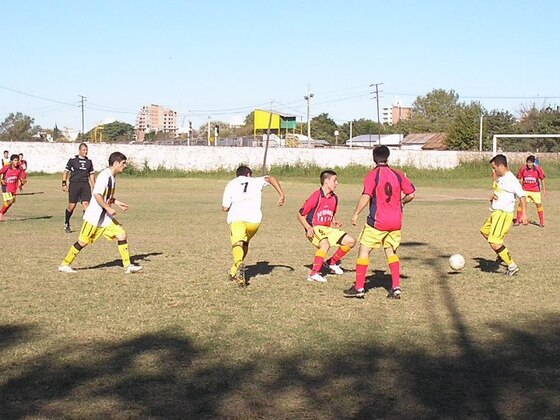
[1, 174, 559, 418]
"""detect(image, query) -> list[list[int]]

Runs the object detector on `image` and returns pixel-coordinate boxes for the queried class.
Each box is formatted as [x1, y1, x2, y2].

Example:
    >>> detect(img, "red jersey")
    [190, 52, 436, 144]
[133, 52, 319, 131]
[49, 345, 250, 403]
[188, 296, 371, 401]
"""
[0, 165, 26, 194]
[299, 188, 338, 227]
[363, 164, 415, 231]
[517, 165, 545, 192]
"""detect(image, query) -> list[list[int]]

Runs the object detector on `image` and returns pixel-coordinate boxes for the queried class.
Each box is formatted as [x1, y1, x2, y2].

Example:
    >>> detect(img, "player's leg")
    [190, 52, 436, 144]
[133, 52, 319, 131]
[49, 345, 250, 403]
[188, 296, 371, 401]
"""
[383, 231, 402, 299]
[308, 238, 329, 283]
[59, 221, 95, 272]
[487, 211, 517, 275]
[229, 222, 249, 280]
[344, 226, 377, 298]
[65, 185, 80, 232]
[109, 224, 142, 273]
[532, 193, 544, 227]
[325, 231, 355, 273]
[0, 194, 15, 221]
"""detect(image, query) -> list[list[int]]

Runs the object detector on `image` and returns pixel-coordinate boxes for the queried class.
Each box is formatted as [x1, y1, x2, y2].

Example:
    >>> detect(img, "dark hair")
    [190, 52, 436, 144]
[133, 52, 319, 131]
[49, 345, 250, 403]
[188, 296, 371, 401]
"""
[236, 165, 252, 177]
[490, 154, 508, 167]
[373, 145, 390, 164]
[3, 150, 8, 154]
[18, 153, 23, 157]
[10, 154, 18, 161]
[79, 143, 88, 149]
[108, 152, 127, 166]
[526, 155, 535, 163]
[320, 170, 337, 185]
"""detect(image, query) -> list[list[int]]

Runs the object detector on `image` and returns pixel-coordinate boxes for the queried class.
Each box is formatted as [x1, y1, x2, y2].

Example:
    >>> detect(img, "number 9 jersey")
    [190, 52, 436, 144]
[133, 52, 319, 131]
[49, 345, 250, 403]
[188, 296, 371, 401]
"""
[222, 176, 270, 224]
[362, 164, 415, 231]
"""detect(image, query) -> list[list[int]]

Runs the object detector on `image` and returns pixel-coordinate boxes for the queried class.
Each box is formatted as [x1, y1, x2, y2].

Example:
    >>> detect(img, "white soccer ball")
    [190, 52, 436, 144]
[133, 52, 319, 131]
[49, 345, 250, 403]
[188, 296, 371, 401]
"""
[449, 254, 465, 270]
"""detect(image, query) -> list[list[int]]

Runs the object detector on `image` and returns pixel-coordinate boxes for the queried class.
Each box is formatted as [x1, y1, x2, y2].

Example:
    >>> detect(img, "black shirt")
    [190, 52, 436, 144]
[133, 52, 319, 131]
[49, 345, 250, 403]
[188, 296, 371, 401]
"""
[65, 155, 94, 183]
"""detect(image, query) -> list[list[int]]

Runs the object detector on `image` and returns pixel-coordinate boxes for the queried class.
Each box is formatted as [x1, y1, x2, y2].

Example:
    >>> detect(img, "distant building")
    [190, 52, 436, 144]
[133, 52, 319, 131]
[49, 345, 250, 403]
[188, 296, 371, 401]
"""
[401, 133, 448, 150]
[136, 104, 177, 141]
[345, 134, 403, 148]
[382, 101, 412, 125]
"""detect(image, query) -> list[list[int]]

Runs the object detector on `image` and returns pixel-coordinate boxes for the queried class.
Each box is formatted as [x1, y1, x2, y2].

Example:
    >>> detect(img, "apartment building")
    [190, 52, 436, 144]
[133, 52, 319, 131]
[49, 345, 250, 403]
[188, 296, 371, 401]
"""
[136, 104, 178, 141]
[382, 101, 412, 125]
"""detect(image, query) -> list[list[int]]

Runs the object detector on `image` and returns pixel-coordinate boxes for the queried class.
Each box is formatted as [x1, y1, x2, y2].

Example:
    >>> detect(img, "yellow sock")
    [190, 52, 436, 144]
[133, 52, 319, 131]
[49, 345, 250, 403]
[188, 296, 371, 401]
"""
[231, 245, 245, 276]
[497, 246, 514, 266]
[118, 241, 131, 267]
[62, 244, 82, 266]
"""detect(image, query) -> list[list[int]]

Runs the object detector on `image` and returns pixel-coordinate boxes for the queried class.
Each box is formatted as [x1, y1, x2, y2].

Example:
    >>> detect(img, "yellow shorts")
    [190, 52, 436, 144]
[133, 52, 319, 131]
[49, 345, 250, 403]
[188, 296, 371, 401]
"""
[525, 191, 542, 205]
[2, 192, 14, 202]
[230, 221, 260, 245]
[359, 225, 401, 250]
[78, 220, 126, 245]
[308, 225, 347, 248]
[480, 210, 513, 245]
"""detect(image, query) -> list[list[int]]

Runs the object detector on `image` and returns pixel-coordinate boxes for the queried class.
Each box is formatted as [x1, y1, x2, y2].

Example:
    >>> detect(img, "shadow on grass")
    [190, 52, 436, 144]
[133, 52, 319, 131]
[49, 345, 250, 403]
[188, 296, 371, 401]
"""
[7, 215, 53, 222]
[0, 317, 558, 418]
[245, 261, 293, 280]
[81, 252, 164, 270]
[473, 257, 502, 273]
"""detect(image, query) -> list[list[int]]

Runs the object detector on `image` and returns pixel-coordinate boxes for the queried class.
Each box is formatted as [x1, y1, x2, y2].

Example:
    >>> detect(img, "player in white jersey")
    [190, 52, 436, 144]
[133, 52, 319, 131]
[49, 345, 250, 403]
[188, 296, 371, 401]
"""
[480, 154, 527, 276]
[58, 152, 143, 274]
[222, 165, 285, 286]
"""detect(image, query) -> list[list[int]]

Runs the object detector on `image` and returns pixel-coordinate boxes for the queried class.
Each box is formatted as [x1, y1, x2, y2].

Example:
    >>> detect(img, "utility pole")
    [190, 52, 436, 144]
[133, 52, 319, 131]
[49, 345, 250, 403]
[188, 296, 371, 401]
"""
[349, 120, 353, 148]
[207, 116, 211, 146]
[304, 86, 314, 148]
[370, 83, 383, 146]
[479, 114, 484, 151]
[78, 95, 87, 135]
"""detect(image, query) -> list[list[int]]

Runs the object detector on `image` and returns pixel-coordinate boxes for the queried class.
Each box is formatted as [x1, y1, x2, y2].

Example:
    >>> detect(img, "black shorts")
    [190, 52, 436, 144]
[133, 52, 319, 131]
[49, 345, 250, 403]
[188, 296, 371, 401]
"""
[68, 182, 92, 204]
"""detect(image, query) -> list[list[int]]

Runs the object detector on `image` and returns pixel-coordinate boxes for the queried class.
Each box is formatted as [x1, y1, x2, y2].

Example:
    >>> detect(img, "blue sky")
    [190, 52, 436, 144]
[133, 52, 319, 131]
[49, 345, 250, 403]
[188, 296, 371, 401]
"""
[1, 0, 558, 132]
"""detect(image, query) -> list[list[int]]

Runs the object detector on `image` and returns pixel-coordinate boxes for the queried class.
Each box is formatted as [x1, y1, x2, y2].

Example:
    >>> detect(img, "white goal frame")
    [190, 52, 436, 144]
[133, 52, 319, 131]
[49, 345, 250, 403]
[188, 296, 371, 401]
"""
[492, 134, 560, 155]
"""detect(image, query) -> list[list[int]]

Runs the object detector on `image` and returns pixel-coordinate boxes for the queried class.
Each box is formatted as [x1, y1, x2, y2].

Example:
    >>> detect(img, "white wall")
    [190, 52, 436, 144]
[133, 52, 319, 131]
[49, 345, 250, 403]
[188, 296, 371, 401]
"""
[2, 142, 556, 174]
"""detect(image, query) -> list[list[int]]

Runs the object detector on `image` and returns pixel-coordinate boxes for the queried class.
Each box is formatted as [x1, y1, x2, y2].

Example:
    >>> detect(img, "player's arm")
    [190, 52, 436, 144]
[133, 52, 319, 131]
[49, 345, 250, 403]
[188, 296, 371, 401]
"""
[513, 182, 528, 224]
[264, 175, 285, 206]
[62, 170, 69, 191]
[113, 198, 128, 211]
[89, 172, 95, 190]
[94, 193, 117, 216]
[297, 209, 315, 238]
[351, 194, 370, 226]
[539, 168, 547, 195]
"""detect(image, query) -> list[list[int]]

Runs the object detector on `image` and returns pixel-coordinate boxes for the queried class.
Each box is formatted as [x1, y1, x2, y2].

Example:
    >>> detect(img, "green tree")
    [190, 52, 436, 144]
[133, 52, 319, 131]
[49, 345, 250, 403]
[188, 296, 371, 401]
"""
[482, 110, 517, 150]
[448, 102, 484, 150]
[403, 89, 462, 133]
[515, 105, 560, 151]
[310, 113, 338, 143]
[0, 112, 41, 141]
[84, 121, 135, 143]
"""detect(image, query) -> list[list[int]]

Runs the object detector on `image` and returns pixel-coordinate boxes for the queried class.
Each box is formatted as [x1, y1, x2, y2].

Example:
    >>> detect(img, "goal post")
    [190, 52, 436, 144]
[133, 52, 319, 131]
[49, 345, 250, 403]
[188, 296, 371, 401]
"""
[492, 134, 560, 155]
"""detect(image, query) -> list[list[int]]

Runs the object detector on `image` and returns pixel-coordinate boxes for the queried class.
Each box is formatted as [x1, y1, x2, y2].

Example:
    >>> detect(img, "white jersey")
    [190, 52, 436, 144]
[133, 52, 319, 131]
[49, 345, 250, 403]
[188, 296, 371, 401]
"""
[491, 170, 526, 213]
[222, 176, 270, 224]
[83, 168, 116, 227]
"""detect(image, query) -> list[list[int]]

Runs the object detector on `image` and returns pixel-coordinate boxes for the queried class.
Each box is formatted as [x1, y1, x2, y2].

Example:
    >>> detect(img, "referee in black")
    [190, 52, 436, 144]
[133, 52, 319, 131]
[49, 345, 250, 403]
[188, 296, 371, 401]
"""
[62, 143, 95, 233]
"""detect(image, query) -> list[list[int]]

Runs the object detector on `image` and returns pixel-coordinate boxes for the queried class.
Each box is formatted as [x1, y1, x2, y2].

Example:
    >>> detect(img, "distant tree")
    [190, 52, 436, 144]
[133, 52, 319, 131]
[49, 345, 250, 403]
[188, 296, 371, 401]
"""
[403, 89, 462, 133]
[515, 105, 560, 151]
[448, 102, 484, 150]
[483, 110, 517, 150]
[0, 112, 40, 142]
[83, 121, 135, 143]
[310, 113, 338, 143]
[52, 124, 64, 141]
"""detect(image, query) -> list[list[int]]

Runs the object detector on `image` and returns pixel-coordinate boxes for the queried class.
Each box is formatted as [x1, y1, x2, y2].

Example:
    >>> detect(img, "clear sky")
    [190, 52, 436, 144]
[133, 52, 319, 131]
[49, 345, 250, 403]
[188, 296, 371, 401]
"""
[1, 0, 558, 132]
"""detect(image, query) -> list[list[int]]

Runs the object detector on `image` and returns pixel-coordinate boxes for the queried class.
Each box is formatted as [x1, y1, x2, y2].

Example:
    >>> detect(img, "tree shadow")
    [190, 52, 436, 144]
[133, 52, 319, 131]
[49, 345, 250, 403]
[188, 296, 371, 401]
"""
[81, 252, 164, 270]
[245, 261, 293, 281]
[0, 316, 558, 418]
[0, 324, 35, 351]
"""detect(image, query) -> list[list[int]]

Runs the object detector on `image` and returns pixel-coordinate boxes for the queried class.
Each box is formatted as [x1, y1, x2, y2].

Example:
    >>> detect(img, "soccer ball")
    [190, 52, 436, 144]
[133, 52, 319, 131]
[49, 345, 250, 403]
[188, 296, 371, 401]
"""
[449, 254, 465, 270]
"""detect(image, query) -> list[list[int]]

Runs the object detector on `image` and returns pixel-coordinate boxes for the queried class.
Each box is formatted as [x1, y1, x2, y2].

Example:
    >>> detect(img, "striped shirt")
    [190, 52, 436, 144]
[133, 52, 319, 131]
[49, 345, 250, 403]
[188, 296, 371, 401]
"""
[83, 168, 116, 227]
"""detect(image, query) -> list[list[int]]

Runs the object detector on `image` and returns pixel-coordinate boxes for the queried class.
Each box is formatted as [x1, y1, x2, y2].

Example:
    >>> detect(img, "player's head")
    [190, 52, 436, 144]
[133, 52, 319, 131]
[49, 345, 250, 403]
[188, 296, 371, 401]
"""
[490, 154, 508, 176]
[320, 170, 338, 191]
[526, 155, 535, 168]
[18, 153, 23, 159]
[9, 154, 19, 167]
[373, 145, 390, 164]
[78, 143, 88, 157]
[3, 150, 8, 157]
[108, 151, 128, 173]
[236, 165, 252, 177]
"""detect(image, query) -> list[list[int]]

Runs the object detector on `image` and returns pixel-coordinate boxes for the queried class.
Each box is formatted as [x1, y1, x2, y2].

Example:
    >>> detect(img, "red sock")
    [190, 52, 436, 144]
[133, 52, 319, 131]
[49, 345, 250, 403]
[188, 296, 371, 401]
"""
[0, 205, 8, 215]
[516, 207, 522, 223]
[329, 245, 351, 265]
[355, 258, 369, 290]
[388, 255, 400, 289]
[311, 249, 327, 275]
[538, 206, 544, 225]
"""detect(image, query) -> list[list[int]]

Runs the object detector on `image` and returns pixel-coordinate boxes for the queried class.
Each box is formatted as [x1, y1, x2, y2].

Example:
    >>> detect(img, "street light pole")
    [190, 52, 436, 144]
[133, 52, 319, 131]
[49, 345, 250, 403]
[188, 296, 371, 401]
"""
[78, 95, 87, 135]
[370, 83, 383, 146]
[304, 88, 314, 148]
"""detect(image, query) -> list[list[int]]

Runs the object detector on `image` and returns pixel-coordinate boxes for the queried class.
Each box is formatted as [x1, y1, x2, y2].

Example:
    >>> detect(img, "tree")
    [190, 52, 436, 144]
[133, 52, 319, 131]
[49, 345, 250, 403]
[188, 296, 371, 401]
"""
[447, 102, 484, 150]
[403, 89, 462, 133]
[83, 121, 135, 143]
[310, 113, 338, 143]
[0, 112, 40, 142]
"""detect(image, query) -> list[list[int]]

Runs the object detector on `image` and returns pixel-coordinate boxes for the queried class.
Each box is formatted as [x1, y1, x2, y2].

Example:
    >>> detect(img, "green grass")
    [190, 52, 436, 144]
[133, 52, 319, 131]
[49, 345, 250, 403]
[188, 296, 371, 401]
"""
[0, 176, 559, 417]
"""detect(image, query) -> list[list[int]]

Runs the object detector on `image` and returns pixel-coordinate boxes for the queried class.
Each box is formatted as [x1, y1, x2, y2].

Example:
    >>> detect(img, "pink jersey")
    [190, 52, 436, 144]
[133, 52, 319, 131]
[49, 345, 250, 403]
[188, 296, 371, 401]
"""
[0, 165, 26, 194]
[362, 164, 415, 231]
[517, 165, 545, 192]
[299, 188, 338, 227]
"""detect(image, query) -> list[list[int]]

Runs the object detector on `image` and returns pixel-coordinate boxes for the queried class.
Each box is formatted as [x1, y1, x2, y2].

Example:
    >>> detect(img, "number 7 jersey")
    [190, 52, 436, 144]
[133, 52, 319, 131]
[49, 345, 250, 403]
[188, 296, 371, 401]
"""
[362, 164, 415, 231]
[222, 176, 270, 224]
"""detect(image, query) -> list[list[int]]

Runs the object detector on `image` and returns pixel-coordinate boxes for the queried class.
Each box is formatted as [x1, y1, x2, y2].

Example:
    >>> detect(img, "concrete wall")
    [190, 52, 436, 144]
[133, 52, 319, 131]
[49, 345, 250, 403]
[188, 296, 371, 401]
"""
[1, 142, 558, 174]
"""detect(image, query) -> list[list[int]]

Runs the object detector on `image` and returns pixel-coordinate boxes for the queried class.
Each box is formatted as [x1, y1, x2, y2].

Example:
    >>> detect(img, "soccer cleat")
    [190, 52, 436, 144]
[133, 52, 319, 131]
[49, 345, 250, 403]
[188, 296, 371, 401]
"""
[236, 263, 246, 287]
[58, 264, 77, 273]
[307, 273, 327, 283]
[387, 287, 402, 299]
[504, 265, 519, 277]
[64, 224, 72, 234]
[124, 264, 143, 274]
[343, 286, 365, 298]
[328, 264, 344, 275]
